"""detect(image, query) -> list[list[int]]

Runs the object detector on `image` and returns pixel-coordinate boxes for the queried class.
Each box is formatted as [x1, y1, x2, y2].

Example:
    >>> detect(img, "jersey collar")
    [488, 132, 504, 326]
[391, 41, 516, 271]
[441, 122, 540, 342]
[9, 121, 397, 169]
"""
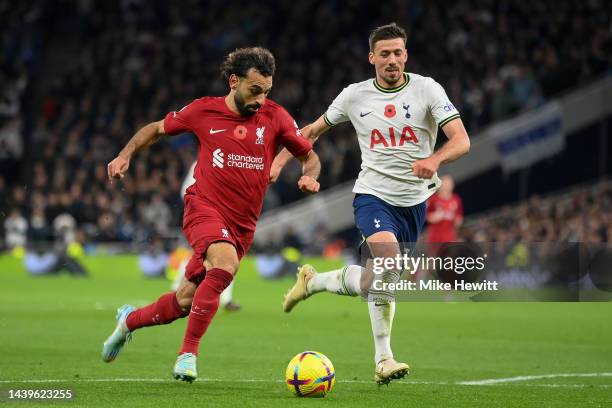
[373, 72, 410, 93]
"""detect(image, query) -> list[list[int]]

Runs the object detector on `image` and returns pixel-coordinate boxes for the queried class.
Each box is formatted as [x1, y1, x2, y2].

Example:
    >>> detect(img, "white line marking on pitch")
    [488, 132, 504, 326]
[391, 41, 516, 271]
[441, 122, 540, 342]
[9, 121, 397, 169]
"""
[0, 378, 408, 385]
[0, 373, 611, 388]
[457, 372, 612, 385]
[0, 378, 436, 385]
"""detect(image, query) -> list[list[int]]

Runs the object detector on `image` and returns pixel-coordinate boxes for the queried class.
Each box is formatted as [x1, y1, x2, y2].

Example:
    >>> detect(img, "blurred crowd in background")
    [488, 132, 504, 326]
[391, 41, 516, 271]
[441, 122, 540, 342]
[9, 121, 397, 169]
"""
[1, 0, 611, 254]
[462, 180, 612, 244]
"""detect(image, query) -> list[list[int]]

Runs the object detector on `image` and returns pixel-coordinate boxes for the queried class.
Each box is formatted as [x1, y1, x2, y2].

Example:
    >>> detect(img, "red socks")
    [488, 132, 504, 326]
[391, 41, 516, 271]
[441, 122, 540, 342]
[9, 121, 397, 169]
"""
[125, 292, 188, 331]
[180, 268, 234, 355]
[122, 268, 234, 356]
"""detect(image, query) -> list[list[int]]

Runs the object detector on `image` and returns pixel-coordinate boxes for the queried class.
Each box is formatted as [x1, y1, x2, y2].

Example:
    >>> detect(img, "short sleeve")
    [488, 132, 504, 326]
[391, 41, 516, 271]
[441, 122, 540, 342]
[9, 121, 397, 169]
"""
[426, 78, 460, 128]
[323, 86, 352, 127]
[277, 108, 312, 158]
[163, 99, 200, 135]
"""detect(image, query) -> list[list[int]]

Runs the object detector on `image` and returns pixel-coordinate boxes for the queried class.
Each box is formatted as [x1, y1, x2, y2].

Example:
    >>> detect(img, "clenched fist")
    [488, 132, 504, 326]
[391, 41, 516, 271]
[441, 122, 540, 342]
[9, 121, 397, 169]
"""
[411, 156, 440, 179]
[107, 155, 130, 182]
[297, 176, 320, 194]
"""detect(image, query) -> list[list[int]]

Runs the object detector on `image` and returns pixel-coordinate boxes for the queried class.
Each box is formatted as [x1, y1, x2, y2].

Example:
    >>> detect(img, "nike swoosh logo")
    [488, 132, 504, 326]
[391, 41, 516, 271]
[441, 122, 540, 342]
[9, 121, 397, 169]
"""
[360, 111, 373, 117]
[210, 129, 226, 134]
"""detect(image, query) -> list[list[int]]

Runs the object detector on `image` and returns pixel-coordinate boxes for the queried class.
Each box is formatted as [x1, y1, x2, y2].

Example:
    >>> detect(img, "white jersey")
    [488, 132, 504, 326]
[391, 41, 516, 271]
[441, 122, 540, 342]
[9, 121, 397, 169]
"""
[324, 72, 460, 207]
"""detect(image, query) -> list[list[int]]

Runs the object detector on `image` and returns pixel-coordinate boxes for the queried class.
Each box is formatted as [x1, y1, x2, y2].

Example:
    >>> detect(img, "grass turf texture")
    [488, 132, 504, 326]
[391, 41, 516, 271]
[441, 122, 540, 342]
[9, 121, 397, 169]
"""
[0, 255, 611, 407]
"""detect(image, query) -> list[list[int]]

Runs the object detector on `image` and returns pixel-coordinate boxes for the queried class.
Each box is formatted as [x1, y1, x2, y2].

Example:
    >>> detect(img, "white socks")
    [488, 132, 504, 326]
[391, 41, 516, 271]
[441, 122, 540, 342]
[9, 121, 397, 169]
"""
[367, 268, 401, 363]
[368, 299, 396, 363]
[307, 264, 400, 364]
[306, 265, 362, 296]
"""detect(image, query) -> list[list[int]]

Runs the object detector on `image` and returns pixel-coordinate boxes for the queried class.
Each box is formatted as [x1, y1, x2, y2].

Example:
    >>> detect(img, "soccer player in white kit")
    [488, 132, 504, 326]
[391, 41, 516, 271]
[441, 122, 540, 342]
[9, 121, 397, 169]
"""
[271, 23, 470, 384]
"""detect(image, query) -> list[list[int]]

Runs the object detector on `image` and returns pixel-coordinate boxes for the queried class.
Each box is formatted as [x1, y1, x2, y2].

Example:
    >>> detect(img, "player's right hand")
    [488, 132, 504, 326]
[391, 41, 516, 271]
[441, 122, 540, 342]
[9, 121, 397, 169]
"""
[412, 156, 440, 179]
[107, 155, 130, 183]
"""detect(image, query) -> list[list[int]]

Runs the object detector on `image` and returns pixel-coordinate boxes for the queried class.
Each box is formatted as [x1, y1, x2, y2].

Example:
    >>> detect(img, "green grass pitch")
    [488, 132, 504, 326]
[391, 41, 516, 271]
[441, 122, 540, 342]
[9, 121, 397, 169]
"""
[0, 254, 611, 407]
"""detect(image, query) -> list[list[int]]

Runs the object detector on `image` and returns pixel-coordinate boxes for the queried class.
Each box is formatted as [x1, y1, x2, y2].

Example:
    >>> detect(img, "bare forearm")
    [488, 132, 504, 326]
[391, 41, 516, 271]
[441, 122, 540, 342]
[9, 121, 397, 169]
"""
[433, 119, 470, 165]
[119, 121, 163, 158]
[301, 121, 327, 144]
[274, 147, 295, 168]
[302, 151, 321, 180]
[431, 136, 470, 165]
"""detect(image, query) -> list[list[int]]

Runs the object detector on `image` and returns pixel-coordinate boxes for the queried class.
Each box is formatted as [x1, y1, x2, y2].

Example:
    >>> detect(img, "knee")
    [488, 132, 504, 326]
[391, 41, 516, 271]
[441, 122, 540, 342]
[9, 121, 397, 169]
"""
[373, 247, 401, 262]
[208, 258, 239, 276]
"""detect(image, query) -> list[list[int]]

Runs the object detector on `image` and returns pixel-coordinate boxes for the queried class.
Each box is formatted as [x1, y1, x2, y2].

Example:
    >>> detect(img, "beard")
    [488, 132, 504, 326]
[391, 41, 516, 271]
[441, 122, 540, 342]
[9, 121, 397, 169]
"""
[380, 66, 402, 86]
[234, 92, 261, 116]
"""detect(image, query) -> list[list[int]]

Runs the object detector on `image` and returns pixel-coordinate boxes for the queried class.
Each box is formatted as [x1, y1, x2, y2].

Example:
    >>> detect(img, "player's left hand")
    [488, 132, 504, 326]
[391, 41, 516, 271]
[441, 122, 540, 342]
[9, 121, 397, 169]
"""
[298, 176, 320, 194]
[412, 156, 440, 179]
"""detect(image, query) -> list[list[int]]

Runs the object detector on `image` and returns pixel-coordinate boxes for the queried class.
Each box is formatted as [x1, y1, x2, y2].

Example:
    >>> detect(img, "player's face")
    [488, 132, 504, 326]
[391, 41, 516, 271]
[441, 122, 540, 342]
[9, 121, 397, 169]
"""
[369, 38, 408, 87]
[232, 69, 273, 116]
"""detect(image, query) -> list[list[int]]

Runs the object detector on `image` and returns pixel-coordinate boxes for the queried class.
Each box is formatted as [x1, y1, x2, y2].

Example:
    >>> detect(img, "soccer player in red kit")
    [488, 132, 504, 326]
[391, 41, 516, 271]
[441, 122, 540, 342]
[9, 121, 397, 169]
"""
[426, 175, 463, 242]
[102, 47, 321, 382]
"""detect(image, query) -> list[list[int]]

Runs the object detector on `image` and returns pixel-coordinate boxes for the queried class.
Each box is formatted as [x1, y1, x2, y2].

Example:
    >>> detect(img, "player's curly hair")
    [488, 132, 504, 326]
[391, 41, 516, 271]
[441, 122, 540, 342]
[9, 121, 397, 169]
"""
[220, 47, 276, 80]
[369, 22, 407, 51]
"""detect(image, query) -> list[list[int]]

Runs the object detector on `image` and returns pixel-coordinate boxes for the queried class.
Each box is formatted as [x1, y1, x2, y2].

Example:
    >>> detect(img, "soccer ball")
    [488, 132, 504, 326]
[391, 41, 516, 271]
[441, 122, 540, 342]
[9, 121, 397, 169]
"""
[285, 351, 335, 398]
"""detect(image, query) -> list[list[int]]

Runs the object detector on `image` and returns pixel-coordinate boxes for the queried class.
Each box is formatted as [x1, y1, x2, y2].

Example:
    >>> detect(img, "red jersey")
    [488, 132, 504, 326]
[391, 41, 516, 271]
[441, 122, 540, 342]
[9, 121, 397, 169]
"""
[426, 192, 463, 242]
[164, 96, 311, 232]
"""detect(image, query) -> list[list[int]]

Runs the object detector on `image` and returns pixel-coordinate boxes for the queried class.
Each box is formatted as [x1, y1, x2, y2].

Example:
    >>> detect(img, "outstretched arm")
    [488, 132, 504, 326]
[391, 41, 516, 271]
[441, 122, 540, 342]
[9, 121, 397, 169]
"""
[107, 120, 166, 182]
[412, 118, 470, 179]
[269, 115, 330, 183]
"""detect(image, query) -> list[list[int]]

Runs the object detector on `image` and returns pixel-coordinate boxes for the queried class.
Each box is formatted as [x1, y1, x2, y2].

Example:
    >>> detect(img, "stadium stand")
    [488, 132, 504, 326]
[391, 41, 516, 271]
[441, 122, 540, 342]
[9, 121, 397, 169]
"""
[461, 180, 612, 243]
[1, 0, 610, 250]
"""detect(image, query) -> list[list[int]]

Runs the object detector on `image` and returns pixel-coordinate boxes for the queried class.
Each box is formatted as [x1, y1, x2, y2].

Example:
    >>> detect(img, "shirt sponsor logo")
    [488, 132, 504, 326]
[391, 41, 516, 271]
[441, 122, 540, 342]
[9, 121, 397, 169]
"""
[370, 126, 419, 149]
[443, 103, 456, 112]
[212, 148, 264, 171]
[212, 148, 224, 168]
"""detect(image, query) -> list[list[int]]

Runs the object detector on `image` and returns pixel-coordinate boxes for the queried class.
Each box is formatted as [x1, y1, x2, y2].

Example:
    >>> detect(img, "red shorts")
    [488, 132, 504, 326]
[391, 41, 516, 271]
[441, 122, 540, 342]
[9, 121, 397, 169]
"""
[182, 194, 254, 284]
